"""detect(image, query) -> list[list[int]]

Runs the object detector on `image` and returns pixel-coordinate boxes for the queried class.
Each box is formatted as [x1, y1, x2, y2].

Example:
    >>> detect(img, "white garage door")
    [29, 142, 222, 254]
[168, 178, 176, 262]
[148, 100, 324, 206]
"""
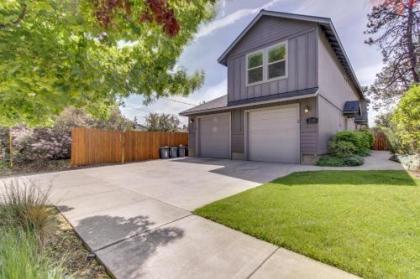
[248, 105, 299, 163]
[199, 114, 230, 159]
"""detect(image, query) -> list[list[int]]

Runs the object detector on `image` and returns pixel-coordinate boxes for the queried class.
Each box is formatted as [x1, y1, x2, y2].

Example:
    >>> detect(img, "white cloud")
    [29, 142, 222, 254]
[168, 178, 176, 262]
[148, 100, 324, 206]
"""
[195, 0, 282, 39]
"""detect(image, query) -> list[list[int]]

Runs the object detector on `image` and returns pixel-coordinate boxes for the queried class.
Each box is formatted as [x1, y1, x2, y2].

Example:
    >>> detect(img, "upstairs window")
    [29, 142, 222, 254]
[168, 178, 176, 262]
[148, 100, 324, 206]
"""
[247, 51, 263, 84]
[246, 41, 287, 86]
[268, 43, 286, 79]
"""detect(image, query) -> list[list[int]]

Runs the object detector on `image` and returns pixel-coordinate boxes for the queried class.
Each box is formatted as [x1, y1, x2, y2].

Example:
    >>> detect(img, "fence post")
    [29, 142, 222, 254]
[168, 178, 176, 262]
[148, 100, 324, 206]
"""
[121, 131, 125, 163]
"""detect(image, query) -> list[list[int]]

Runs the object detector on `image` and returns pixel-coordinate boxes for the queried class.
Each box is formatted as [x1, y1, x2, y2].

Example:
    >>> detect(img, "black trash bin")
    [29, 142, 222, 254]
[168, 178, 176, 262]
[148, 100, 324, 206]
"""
[178, 145, 186, 157]
[169, 146, 178, 158]
[159, 146, 170, 159]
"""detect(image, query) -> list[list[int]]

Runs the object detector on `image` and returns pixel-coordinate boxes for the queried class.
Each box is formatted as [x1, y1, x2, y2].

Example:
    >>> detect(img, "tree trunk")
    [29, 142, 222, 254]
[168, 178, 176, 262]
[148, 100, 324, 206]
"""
[406, 0, 419, 83]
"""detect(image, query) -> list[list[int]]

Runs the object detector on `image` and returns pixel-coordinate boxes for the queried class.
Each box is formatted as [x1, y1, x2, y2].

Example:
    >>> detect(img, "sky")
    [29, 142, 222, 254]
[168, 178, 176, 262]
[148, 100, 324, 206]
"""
[120, 0, 384, 127]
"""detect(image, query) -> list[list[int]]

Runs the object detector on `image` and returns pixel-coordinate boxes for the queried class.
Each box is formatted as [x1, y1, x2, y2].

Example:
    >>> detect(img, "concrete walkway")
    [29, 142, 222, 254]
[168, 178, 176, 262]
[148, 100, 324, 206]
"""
[8, 151, 401, 278]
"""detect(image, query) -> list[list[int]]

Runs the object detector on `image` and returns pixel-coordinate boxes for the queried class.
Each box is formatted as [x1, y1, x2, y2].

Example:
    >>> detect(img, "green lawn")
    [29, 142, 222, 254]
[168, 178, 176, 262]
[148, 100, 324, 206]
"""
[195, 171, 420, 279]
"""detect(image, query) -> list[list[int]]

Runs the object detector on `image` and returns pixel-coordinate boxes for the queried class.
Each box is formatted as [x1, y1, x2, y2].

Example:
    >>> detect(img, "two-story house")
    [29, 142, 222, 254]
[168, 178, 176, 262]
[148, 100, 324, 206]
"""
[180, 10, 368, 164]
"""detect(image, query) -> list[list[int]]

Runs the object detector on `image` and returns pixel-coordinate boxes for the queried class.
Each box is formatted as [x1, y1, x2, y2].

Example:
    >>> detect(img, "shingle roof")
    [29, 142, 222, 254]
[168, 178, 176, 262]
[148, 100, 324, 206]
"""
[180, 95, 227, 116]
[217, 10, 364, 99]
[180, 87, 319, 116]
[343, 100, 361, 115]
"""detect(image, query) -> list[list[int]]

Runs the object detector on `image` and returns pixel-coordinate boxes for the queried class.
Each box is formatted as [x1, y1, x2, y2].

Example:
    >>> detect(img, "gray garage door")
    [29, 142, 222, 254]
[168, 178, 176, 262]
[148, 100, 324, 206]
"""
[248, 105, 299, 163]
[199, 114, 230, 159]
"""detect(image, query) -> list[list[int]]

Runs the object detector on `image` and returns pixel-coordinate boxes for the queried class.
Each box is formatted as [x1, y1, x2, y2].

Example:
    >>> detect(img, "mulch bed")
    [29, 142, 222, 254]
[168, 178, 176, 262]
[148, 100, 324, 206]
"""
[45, 209, 111, 279]
[0, 160, 73, 177]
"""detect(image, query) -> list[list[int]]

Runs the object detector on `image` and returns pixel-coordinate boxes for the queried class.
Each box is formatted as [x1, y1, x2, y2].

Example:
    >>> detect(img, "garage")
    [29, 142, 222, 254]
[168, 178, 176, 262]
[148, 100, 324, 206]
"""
[198, 113, 230, 159]
[247, 104, 300, 163]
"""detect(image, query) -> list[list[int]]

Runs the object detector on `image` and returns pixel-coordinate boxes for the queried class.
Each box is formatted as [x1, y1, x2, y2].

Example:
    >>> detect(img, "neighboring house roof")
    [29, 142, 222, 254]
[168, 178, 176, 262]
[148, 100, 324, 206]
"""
[343, 100, 368, 125]
[343, 100, 361, 115]
[180, 88, 318, 116]
[217, 10, 364, 99]
[180, 95, 228, 116]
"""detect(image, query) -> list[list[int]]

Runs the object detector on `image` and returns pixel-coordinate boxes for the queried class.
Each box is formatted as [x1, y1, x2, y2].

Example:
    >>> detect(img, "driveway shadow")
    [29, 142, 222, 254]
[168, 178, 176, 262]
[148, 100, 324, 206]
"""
[81, 215, 184, 278]
[75, 214, 184, 251]
[171, 157, 292, 183]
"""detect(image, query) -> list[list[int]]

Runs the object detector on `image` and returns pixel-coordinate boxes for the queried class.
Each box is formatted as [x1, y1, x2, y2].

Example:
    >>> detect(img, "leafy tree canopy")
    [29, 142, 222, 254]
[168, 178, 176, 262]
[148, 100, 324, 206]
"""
[145, 112, 181, 132]
[390, 85, 420, 153]
[0, 0, 216, 127]
[54, 107, 136, 131]
[364, 0, 419, 109]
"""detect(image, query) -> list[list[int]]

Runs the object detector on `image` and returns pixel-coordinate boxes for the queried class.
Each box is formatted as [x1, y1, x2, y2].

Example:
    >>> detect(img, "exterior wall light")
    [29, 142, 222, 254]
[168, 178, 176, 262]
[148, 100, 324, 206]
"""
[304, 105, 311, 114]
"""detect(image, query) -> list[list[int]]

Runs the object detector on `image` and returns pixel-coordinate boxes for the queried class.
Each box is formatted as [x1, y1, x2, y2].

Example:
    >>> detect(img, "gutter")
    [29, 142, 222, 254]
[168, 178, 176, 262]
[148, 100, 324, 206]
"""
[180, 90, 319, 116]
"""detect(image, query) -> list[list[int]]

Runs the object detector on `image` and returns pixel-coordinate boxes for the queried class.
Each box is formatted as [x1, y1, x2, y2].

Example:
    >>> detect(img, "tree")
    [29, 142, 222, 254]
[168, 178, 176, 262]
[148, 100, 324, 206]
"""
[0, 0, 215, 126]
[375, 111, 393, 127]
[145, 113, 181, 132]
[54, 107, 135, 131]
[364, 0, 419, 109]
[390, 85, 420, 153]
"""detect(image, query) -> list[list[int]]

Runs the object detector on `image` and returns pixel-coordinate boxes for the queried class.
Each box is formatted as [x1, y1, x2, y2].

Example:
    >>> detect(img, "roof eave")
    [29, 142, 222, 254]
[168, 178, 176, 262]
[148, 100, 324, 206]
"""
[180, 90, 319, 116]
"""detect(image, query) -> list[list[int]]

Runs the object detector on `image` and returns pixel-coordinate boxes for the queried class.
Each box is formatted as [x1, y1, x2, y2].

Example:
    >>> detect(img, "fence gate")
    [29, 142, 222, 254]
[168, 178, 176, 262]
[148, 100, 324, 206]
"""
[372, 131, 389, 151]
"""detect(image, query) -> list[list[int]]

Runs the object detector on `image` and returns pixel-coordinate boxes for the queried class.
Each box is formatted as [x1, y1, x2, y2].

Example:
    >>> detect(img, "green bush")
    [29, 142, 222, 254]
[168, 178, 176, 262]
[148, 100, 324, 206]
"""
[330, 130, 371, 157]
[328, 141, 357, 158]
[390, 85, 420, 154]
[316, 155, 346, 166]
[359, 130, 374, 149]
[316, 155, 364, 167]
[343, 155, 364, 166]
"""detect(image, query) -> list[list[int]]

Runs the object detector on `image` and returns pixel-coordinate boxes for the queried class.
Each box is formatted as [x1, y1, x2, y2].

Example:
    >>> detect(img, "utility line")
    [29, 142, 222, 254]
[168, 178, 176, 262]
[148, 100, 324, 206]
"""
[161, 97, 197, 106]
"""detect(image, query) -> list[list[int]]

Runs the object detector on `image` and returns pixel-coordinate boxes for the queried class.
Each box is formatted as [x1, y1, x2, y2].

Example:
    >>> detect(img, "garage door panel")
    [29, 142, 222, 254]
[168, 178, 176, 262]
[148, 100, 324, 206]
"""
[199, 114, 230, 159]
[248, 106, 299, 164]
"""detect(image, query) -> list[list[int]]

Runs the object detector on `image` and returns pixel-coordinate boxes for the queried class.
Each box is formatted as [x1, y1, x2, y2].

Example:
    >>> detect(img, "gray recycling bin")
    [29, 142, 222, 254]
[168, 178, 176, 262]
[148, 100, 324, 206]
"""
[169, 146, 178, 158]
[159, 146, 170, 159]
[178, 145, 186, 157]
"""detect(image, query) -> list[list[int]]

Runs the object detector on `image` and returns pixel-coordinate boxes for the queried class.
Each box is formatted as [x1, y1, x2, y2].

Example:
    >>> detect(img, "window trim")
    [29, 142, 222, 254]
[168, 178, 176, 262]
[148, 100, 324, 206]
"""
[246, 41, 288, 86]
[246, 50, 264, 85]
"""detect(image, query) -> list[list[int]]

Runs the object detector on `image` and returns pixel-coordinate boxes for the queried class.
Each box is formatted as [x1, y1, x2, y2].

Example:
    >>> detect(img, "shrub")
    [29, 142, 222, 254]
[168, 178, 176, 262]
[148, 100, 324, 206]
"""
[328, 141, 357, 158]
[334, 131, 361, 147]
[359, 130, 374, 149]
[316, 155, 364, 167]
[390, 85, 420, 154]
[316, 155, 346, 166]
[13, 128, 71, 163]
[0, 228, 68, 279]
[343, 155, 364, 166]
[1, 180, 54, 242]
[330, 130, 371, 156]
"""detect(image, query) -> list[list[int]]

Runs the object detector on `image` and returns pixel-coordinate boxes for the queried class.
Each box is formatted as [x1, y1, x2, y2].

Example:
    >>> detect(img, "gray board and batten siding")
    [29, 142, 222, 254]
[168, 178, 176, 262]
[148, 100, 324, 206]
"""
[226, 17, 318, 104]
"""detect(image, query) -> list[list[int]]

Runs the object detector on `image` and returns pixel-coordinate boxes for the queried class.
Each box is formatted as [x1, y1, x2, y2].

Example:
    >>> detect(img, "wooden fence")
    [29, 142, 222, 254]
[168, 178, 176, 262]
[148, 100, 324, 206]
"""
[71, 127, 188, 166]
[372, 131, 389, 151]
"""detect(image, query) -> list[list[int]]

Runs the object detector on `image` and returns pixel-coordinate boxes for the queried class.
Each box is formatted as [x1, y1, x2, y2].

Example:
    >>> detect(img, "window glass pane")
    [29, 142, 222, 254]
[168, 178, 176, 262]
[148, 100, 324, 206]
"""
[268, 45, 285, 63]
[248, 52, 263, 68]
[248, 67, 263, 83]
[268, 61, 285, 79]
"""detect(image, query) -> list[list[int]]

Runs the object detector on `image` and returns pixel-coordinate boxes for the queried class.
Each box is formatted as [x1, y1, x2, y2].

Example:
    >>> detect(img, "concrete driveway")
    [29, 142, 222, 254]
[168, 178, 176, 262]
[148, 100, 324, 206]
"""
[14, 152, 400, 278]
